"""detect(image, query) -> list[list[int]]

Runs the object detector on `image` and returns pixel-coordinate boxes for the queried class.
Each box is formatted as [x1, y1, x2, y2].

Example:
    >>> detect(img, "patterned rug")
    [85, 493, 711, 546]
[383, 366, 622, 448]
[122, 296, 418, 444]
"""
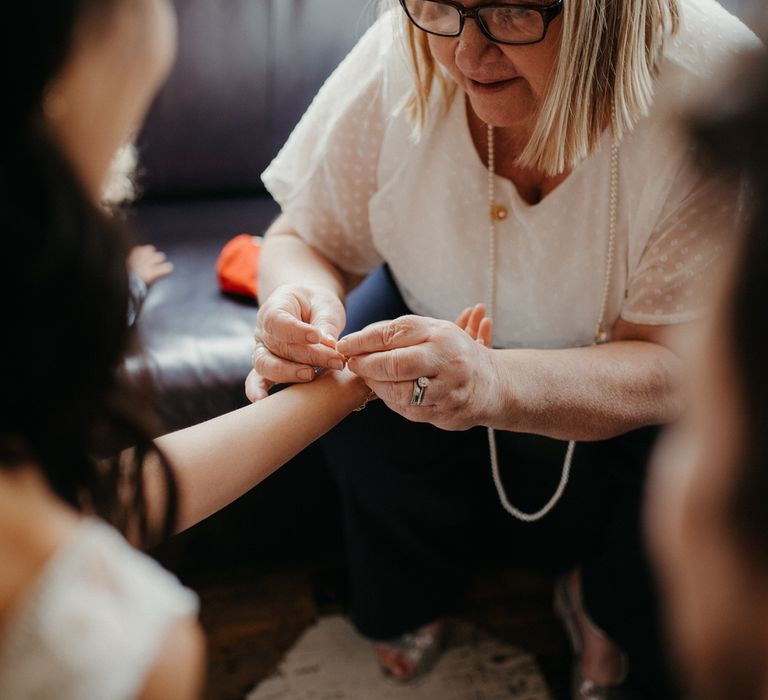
[248, 615, 553, 700]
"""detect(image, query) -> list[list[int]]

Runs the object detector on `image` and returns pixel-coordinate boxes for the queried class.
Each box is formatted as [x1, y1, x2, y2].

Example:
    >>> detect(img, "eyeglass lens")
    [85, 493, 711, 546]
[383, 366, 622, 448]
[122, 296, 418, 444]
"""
[403, 0, 546, 44]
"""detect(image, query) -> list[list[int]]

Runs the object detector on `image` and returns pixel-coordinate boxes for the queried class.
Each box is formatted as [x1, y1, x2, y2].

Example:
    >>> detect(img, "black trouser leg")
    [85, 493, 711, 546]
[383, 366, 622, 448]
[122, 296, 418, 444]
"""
[324, 398, 487, 638]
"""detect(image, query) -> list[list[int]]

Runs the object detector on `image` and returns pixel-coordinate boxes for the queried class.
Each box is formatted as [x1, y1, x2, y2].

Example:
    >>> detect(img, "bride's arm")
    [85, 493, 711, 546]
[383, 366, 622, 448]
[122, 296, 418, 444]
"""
[146, 369, 370, 533]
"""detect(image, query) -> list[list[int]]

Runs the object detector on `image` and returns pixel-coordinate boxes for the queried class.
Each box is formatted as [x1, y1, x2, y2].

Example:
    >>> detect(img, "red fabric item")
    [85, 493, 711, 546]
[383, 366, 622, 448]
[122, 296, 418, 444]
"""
[216, 234, 262, 298]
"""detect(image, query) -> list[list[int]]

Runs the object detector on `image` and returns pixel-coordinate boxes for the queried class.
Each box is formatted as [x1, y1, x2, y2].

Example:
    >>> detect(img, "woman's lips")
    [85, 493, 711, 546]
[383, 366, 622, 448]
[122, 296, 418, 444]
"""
[467, 77, 520, 94]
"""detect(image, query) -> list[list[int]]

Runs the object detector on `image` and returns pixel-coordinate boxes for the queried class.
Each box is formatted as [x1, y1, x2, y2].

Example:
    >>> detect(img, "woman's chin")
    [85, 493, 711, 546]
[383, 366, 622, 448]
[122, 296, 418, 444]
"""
[467, 94, 535, 131]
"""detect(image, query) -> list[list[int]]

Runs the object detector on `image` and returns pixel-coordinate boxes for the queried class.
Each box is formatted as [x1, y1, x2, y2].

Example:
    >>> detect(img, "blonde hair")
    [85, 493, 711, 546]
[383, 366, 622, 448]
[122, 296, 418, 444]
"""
[382, 0, 680, 175]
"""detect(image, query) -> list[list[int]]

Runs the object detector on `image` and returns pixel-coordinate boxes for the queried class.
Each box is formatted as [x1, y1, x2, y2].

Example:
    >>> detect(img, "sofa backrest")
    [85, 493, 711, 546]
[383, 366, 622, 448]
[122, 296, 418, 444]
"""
[138, 0, 377, 199]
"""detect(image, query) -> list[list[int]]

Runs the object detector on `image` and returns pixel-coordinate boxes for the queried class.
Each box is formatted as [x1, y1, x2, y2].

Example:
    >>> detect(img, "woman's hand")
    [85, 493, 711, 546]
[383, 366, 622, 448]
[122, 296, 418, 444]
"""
[455, 303, 493, 347]
[337, 305, 500, 431]
[246, 284, 347, 401]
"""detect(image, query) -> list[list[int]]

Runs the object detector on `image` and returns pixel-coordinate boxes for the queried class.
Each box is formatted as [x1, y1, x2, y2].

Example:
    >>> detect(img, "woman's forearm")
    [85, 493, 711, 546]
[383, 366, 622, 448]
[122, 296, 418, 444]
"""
[148, 370, 369, 532]
[487, 341, 684, 441]
[258, 214, 354, 304]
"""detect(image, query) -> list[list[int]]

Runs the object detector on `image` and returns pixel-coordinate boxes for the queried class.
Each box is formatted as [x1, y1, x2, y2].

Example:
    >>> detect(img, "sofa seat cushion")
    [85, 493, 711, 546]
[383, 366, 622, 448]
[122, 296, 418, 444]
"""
[130, 196, 279, 432]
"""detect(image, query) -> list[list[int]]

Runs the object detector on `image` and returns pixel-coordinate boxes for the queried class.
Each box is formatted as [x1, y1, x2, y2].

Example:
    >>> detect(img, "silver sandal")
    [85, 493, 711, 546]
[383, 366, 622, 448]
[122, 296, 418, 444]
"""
[374, 621, 444, 683]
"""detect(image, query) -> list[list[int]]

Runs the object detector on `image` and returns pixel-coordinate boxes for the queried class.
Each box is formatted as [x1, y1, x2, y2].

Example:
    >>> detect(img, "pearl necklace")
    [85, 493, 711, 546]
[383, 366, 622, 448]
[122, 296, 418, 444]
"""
[485, 122, 619, 522]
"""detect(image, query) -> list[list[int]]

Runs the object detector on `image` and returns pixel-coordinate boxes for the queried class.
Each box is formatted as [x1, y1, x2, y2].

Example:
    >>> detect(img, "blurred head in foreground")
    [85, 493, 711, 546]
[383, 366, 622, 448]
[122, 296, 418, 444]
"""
[0, 0, 177, 544]
[648, 52, 768, 700]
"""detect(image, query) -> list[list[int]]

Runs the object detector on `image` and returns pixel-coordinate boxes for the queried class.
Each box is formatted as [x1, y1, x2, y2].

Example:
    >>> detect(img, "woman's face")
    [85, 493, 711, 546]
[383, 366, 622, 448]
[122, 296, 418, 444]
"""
[46, 0, 177, 197]
[427, 1, 562, 130]
[648, 309, 768, 699]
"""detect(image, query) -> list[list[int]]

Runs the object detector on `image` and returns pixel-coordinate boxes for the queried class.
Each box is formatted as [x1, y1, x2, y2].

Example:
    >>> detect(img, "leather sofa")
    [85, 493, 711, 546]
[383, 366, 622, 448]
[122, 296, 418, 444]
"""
[133, 0, 375, 566]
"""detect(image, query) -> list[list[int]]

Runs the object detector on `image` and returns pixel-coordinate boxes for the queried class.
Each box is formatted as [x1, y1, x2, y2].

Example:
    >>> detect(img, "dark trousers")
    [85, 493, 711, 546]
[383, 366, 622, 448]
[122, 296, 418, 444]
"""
[322, 266, 675, 698]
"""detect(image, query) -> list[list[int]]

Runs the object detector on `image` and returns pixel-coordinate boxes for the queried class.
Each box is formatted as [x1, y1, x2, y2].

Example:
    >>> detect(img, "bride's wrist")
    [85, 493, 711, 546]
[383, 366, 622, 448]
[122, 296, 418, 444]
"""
[315, 367, 373, 408]
[339, 368, 375, 410]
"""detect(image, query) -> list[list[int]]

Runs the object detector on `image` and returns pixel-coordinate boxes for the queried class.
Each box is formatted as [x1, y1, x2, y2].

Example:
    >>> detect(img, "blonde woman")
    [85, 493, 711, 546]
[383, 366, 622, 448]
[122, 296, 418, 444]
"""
[246, 0, 758, 696]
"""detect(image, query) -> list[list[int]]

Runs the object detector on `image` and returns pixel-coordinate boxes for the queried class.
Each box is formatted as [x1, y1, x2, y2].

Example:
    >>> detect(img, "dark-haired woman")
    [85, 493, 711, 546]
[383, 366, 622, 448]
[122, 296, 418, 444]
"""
[0, 1, 373, 698]
[648, 52, 768, 700]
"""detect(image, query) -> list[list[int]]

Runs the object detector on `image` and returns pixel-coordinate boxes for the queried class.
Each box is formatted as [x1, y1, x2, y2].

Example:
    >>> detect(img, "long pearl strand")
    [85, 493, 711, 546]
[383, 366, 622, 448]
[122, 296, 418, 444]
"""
[485, 122, 620, 523]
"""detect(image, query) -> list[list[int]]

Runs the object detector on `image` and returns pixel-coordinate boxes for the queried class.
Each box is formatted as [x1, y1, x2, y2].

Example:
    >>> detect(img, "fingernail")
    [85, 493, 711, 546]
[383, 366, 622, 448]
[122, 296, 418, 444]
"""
[298, 368, 313, 381]
[329, 359, 345, 370]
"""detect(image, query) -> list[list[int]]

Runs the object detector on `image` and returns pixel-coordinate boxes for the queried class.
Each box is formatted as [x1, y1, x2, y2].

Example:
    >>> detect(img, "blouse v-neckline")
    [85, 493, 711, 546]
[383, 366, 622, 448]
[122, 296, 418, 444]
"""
[457, 93, 600, 217]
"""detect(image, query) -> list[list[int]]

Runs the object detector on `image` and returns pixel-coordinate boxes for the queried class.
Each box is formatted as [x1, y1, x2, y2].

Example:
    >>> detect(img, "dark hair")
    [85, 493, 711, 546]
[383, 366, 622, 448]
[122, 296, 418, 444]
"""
[0, 0, 176, 546]
[693, 53, 768, 565]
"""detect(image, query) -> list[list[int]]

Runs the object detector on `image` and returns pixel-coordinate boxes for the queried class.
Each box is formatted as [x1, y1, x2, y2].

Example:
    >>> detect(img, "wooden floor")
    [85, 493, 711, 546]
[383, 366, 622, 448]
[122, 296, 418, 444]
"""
[185, 558, 571, 700]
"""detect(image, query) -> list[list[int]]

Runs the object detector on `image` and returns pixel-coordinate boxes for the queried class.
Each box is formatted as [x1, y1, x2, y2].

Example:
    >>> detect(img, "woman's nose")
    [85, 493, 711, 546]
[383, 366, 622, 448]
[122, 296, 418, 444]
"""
[455, 19, 500, 67]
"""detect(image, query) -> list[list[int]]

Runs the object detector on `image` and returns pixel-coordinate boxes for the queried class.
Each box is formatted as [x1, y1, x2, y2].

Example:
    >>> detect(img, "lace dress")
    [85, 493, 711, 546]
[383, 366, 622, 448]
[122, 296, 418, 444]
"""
[0, 517, 198, 700]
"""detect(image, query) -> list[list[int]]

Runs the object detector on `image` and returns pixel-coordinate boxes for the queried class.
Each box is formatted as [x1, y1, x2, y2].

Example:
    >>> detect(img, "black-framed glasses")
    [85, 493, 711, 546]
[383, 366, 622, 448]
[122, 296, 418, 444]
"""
[398, 0, 563, 46]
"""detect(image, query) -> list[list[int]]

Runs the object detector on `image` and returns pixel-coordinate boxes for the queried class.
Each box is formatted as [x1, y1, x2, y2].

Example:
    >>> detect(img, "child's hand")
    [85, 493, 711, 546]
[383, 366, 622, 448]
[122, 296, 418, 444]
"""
[455, 304, 493, 347]
[128, 245, 174, 286]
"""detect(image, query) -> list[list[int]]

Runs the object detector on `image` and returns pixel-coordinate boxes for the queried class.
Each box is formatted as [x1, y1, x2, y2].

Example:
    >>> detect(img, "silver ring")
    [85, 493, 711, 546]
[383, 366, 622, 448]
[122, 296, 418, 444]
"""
[410, 376, 430, 406]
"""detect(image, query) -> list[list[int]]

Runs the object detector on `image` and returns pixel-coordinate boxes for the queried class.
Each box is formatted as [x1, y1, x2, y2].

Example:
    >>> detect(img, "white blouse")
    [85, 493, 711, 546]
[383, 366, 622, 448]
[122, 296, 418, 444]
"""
[0, 518, 198, 700]
[263, 0, 759, 349]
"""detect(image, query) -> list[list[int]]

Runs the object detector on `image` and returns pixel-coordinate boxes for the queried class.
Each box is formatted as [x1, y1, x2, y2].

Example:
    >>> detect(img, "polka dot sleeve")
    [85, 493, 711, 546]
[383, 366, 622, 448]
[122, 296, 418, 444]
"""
[261, 18, 392, 276]
[621, 168, 735, 326]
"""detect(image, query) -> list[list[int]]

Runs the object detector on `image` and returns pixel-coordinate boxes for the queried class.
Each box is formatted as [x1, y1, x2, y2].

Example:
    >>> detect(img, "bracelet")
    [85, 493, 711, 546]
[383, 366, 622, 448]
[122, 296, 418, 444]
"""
[353, 389, 377, 412]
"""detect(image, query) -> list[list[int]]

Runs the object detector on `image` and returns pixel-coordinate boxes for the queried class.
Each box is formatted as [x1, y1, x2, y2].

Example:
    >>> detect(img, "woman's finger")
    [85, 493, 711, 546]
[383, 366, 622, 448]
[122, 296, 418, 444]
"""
[478, 317, 493, 347]
[259, 336, 346, 370]
[307, 294, 346, 343]
[346, 345, 431, 382]
[455, 306, 473, 330]
[466, 304, 486, 341]
[259, 307, 325, 345]
[364, 377, 441, 409]
[251, 342, 318, 384]
[244, 368, 274, 402]
[337, 315, 430, 357]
